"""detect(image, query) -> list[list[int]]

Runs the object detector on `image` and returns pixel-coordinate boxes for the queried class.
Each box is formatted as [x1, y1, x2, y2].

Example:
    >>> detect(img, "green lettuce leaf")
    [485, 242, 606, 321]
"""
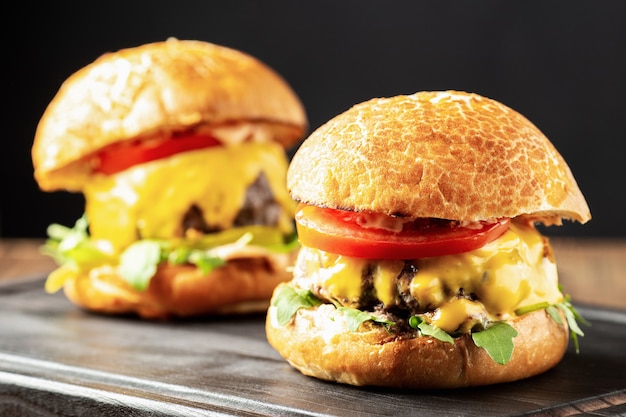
[408, 316, 454, 344]
[187, 251, 226, 275]
[335, 306, 395, 331]
[42, 215, 111, 269]
[555, 297, 589, 354]
[272, 284, 322, 325]
[471, 322, 518, 365]
[119, 240, 163, 291]
[546, 305, 563, 324]
[518, 290, 589, 354]
[42, 216, 299, 291]
[271, 285, 394, 330]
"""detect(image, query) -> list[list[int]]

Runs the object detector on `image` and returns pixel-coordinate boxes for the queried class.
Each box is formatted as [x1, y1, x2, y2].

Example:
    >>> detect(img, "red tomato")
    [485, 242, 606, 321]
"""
[295, 204, 511, 259]
[95, 133, 222, 175]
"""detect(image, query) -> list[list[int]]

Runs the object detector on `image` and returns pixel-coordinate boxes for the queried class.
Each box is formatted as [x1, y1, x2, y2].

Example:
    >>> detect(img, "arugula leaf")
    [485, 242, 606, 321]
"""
[43, 215, 298, 292]
[272, 285, 322, 325]
[119, 240, 163, 291]
[117, 238, 228, 289]
[529, 290, 590, 354]
[167, 247, 192, 265]
[272, 286, 394, 330]
[408, 316, 454, 344]
[188, 251, 226, 275]
[42, 215, 111, 269]
[555, 298, 589, 354]
[546, 305, 563, 324]
[335, 306, 395, 331]
[516, 289, 589, 354]
[154, 227, 297, 279]
[471, 322, 518, 365]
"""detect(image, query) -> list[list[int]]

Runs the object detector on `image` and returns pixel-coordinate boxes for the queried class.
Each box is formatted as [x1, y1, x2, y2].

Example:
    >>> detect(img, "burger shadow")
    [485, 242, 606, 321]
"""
[343, 376, 546, 407]
[351, 347, 625, 404]
[79, 307, 268, 326]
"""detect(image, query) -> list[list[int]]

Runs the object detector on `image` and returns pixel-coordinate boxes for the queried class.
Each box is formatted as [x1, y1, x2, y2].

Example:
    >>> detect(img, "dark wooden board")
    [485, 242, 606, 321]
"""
[0, 277, 624, 416]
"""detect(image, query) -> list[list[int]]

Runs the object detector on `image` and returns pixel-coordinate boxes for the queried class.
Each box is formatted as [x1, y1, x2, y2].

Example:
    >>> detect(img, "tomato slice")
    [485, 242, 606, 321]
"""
[295, 204, 511, 259]
[95, 133, 222, 175]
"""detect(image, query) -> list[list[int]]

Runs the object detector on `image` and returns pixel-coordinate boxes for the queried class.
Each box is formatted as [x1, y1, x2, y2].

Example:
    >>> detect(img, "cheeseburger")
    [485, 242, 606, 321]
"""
[266, 91, 590, 388]
[32, 39, 307, 318]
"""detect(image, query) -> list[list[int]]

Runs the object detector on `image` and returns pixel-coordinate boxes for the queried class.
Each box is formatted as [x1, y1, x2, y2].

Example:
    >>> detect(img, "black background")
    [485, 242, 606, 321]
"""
[3, 1, 625, 238]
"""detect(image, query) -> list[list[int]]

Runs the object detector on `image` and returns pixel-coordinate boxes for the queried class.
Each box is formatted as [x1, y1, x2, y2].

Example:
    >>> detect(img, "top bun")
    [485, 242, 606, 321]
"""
[33, 38, 307, 191]
[288, 91, 590, 225]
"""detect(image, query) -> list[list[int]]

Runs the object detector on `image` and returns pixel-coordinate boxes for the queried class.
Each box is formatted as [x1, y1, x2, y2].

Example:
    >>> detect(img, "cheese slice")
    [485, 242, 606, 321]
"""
[292, 222, 562, 333]
[83, 141, 294, 252]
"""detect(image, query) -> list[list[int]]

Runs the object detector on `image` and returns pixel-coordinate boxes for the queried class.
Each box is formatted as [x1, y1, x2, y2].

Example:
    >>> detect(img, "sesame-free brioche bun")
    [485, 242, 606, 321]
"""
[33, 38, 307, 191]
[63, 251, 296, 319]
[266, 294, 568, 389]
[288, 90, 590, 225]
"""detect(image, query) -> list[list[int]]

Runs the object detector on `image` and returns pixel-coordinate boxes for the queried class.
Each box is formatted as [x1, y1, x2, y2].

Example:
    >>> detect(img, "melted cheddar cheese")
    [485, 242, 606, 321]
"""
[83, 142, 295, 252]
[292, 222, 562, 333]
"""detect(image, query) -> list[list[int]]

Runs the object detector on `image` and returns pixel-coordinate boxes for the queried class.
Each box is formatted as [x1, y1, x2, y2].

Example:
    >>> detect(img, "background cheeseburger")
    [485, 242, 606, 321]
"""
[31, 39, 307, 319]
[266, 90, 590, 388]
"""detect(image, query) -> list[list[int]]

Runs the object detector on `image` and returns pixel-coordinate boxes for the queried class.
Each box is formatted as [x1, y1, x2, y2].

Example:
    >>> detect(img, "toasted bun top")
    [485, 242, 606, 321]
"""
[288, 91, 590, 224]
[33, 38, 307, 191]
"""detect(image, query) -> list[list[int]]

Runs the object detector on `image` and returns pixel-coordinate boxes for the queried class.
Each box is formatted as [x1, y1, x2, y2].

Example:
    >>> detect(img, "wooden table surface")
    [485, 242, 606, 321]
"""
[1, 237, 625, 416]
[1, 237, 624, 311]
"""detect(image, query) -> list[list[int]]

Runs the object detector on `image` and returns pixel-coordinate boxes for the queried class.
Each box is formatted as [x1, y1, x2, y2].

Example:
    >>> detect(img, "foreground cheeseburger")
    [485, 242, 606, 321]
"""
[32, 39, 307, 318]
[266, 90, 590, 388]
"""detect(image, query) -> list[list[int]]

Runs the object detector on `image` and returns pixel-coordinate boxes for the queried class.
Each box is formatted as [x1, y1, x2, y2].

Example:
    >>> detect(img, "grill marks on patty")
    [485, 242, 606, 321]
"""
[181, 171, 280, 236]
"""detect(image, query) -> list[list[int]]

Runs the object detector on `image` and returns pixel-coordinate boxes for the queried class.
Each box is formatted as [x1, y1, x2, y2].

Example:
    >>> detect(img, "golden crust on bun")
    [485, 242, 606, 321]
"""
[64, 252, 296, 319]
[33, 38, 307, 191]
[288, 90, 590, 225]
[266, 297, 568, 389]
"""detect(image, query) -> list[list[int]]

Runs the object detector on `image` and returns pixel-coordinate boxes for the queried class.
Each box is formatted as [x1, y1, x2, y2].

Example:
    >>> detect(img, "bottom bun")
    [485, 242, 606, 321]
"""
[63, 251, 296, 319]
[265, 299, 569, 389]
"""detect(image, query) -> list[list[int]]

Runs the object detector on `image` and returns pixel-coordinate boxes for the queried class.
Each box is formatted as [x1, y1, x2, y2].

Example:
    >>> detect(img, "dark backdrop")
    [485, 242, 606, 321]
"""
[3, 1, 625, 238]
